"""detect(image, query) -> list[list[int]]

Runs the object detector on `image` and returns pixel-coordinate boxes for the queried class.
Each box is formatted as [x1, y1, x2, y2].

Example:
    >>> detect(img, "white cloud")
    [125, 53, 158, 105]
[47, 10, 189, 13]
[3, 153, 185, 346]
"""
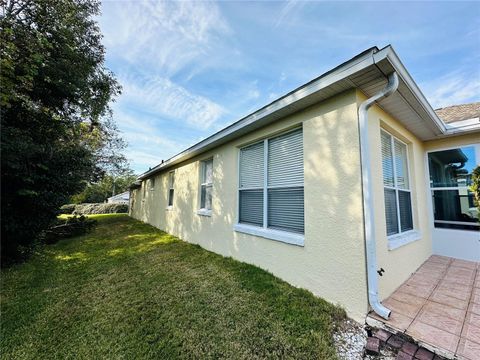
[422, 70, 480, 109]
[119, 73, 224, 130]
[100, 0, 230, 77]
[275, 0, 306, 28]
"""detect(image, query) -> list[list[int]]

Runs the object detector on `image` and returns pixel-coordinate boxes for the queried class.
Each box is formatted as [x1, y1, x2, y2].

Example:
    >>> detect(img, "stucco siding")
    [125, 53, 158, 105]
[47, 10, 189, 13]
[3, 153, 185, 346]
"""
[358, 90, 433, 301]
[131, 90, 369, 321]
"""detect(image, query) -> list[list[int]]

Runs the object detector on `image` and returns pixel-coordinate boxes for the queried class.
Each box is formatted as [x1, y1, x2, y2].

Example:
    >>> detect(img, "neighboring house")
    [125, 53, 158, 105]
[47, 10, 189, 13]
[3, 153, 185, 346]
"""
[107, 191, 130, 205]
[129, 45, 479, 322]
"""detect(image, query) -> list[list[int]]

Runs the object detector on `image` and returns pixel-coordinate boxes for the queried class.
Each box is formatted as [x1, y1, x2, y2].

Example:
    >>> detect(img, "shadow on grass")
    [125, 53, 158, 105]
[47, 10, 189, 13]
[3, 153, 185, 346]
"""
[1, 214, 345, 360]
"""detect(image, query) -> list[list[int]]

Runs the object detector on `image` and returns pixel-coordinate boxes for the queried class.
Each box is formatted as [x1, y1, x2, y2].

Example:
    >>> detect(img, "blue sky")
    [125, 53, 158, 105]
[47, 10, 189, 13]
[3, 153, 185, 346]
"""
[98, 1, 480, 174]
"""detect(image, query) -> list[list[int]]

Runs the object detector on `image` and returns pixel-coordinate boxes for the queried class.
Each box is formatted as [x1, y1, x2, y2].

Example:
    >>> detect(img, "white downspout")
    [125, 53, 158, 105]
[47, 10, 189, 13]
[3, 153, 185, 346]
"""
[359, 72, 399, 320]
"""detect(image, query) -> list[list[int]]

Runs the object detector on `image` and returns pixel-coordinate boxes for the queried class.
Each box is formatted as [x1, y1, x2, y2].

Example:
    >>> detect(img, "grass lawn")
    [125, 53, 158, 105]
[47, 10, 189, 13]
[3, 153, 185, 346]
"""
[1, 214, 345, 359]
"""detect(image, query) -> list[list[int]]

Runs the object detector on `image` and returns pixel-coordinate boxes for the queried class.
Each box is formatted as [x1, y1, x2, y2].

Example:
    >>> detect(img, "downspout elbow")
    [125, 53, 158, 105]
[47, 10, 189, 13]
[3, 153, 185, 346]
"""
[359, 72, 399, 320]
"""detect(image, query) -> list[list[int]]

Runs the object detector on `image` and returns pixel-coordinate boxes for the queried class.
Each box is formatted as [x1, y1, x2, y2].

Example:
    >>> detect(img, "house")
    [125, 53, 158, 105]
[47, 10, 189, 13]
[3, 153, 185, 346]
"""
[129, 45, 479, 333]
[107, 191, 130, 205]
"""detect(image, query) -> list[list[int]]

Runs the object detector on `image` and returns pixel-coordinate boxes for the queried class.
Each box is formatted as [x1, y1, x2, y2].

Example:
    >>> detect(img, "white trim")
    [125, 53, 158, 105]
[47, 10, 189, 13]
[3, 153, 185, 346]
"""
[236, 128, 305, 239]
[426, 143, 480, 229]
[167, 170, 175, 208]
[381, 129, 414, 237]
[199, 158, 214, 211]
[196, 209, 212, 217]
[138, 48, 378, 180]
[434, 220, 479, 227]
[388, 230, 422, 250]
[137, 45, 479, 182]
[263, 139, 268, 230]
[233, 223, 304, 246]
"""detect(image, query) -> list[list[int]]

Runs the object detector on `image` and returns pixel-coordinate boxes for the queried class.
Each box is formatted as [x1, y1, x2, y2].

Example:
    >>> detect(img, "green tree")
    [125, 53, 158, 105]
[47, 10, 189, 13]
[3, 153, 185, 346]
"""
[1, 0, 123, 263]
[71, 172, 138, 204]
[471, 166, 480, 220]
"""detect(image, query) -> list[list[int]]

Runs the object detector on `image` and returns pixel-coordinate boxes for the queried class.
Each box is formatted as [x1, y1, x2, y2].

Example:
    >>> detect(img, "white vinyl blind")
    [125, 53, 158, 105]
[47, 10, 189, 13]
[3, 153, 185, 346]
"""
[268, 129, 304, 187]
[239, 128, 304, 234]
[239, 142, 264, 189]
[381, 131, 394, 187]
[381, 130, 413, 236]
[394, 139, 409, 189]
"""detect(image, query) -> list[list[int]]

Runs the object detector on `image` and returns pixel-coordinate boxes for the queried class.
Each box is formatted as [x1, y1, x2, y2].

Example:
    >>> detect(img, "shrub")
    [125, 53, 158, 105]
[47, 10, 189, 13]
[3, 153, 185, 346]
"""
[72, 203, 128, 215]
[43, 216, 97, 244]
[471, 165, 480, 219]
[59, 204, 76, 214]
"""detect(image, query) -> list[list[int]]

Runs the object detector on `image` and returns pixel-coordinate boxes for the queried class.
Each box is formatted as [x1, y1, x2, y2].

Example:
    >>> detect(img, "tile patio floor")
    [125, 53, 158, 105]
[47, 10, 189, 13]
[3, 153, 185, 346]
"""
[367, 255, 480, 360]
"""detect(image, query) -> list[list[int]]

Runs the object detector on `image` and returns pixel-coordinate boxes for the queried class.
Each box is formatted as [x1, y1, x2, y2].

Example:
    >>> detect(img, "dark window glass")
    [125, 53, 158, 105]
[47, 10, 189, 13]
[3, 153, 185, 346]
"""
[428, 146, 476, 188]
[384, 188, 399, 236]
[239, 190, 263, 226]
[267, 187, 304, 233]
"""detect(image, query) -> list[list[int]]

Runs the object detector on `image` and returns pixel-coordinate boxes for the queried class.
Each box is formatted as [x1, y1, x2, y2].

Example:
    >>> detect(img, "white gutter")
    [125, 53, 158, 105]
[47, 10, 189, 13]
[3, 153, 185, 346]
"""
[358, 71, 399, 320]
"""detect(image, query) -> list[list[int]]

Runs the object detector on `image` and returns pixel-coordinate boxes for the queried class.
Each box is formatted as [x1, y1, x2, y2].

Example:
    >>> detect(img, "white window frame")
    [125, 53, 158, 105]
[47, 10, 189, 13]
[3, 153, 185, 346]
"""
[149, 177, 155, 191]
[234, 128, 304, 246]
[197, 158, 213, 217]
[381, 130, 420, 249]
[166, 170, 175, 210]
[426, 143, 480, 232]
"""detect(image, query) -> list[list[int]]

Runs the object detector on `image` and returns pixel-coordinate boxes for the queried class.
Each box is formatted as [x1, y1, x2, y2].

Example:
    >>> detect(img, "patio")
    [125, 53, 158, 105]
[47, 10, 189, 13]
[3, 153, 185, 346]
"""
[366, 255, 479, 359]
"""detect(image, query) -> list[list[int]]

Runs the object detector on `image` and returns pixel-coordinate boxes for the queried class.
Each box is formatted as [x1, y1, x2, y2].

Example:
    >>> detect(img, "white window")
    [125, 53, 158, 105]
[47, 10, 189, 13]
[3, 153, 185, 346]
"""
[200, 158, 213, 211]
[150, 177, 155, 190]
[238, 128, 304, 236]
[167, 171, 175, 207]
[381, 130, 413, 236]
[142, 181, 146, 200]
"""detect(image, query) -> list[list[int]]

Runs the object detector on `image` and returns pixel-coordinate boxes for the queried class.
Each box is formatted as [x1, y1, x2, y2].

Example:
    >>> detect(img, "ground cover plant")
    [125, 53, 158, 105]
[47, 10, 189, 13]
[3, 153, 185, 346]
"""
[1, 214, 344, 359]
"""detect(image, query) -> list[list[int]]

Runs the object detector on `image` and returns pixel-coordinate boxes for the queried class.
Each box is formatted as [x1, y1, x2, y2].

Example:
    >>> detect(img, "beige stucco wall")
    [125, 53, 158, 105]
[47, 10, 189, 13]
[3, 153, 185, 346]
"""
[131, 90, 370, 321]
[131, 88, 467, 319]
[358, 91, 433, 301]
[423, 132, 480, 152]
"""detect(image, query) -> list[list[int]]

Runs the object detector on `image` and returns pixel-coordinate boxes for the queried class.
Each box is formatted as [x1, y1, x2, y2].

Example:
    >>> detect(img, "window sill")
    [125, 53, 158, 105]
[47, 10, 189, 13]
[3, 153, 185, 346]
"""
[234, 224, 304, 246]
[165, 206, 174, 211]
[388, 230, 421, 250]
[197, 209, 212, 217]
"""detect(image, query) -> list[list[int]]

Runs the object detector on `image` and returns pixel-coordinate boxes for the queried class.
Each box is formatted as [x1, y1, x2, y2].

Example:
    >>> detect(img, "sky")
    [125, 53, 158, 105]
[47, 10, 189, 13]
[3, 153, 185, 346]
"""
[98, 1, 480, 174]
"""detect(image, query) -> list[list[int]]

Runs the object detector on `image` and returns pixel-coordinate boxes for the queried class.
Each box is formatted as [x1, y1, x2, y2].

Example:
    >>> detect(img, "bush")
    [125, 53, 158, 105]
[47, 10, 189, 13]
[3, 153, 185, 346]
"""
[43, 216, 97, 244]
[72, 203, 128, 215]
[59, 204, 76, 214]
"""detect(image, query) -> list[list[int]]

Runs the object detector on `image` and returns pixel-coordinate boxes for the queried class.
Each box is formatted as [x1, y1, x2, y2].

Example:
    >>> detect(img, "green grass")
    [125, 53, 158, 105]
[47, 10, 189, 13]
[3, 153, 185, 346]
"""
[1, 214, 345, 359]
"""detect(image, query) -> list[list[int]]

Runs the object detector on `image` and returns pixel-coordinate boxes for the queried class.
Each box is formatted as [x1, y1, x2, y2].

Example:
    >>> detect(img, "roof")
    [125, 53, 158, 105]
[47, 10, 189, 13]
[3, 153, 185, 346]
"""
[136, 45, 480, 181]
[435, 102, 480, 124]
[108, 191, 130, 200]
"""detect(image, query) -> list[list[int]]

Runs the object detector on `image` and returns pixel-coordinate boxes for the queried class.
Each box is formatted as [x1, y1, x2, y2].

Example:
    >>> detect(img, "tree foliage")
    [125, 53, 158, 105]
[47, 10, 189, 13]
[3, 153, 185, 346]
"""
[71, 172, 137, 204]
[1, 0, 123, 263]
[471, 165, 480, 219]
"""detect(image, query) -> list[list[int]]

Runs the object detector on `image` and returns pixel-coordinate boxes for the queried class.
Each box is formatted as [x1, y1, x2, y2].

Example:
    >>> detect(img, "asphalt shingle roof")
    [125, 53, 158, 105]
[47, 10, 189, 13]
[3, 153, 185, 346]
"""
[435, 102, 480, 124]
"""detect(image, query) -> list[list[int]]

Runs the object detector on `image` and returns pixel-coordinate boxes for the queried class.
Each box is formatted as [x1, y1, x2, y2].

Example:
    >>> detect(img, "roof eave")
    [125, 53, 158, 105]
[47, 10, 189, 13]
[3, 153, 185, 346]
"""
[137, 47, 379, 180]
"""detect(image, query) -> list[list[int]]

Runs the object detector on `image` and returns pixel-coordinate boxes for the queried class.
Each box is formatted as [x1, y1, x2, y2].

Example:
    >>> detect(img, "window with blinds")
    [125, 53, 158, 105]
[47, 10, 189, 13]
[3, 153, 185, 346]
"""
[200, 159, 213, 211]
[381, 130, 413, 236]
[238, 128, 304, 234]
[168, 171, 175, 207]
